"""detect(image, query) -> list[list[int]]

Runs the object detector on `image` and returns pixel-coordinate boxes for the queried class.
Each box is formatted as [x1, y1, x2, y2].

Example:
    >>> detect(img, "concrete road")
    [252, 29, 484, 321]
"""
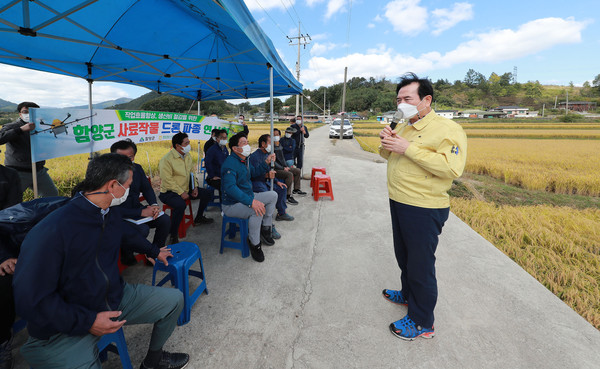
[13, 125, 600, 369]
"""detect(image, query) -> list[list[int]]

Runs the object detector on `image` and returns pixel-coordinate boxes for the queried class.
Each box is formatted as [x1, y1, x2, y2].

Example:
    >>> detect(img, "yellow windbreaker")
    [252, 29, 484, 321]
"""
[159, 148, 198, 195]
[379, 110, 467, 209]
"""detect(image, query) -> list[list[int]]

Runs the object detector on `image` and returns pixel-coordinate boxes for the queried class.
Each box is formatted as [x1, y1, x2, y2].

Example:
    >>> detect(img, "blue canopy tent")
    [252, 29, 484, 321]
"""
[0, 0, 301, 100]
[0, 0, 299, 195]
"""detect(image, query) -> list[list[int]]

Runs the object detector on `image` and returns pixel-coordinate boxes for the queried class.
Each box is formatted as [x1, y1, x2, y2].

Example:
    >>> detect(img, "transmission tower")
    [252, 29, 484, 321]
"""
[512, 66, 518, 84]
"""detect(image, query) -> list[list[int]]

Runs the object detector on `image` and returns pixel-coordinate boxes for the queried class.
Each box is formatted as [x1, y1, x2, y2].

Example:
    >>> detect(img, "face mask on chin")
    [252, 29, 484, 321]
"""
[110, 181, 129, 207]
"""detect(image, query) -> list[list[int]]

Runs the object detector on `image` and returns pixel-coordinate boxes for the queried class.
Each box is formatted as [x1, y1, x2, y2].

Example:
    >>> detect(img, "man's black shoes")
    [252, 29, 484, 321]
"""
[286, 196, 299, 205]
[194, 215, 214, 225]
[260, 226, 275, 246]
[140, 351, 189, 369]
[248, 238, 265, 262]
[168, 235, 179, 245]
[292, 189, 307, 196]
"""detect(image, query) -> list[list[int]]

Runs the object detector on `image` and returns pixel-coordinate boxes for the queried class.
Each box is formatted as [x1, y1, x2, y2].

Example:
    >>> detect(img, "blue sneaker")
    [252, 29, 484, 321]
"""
[271, 225, 281, 239]
[382, 289, 407, 306]
[389, 315, 435, 341]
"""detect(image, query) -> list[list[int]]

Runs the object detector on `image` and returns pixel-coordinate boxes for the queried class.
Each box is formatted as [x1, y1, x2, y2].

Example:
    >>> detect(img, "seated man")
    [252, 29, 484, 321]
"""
[205, 129, 229, 198]
[221, 132, 277, 262]
[159, 132, 214, 245]
[272, 129, 307, 203]
[13, 153, 189, 369]
[249, 134, 294, 224]
[203, 128, 220, 154]
[280, 127, 296, 167]
[111, 139, 170, 264]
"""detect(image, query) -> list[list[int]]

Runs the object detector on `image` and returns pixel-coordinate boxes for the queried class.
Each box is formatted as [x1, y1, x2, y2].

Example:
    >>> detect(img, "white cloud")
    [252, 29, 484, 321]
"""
[384, 0, 428, 35]
[310, 33, 329, 41]
[325, 0, 348, 19]
[431, 2, 474, 35]
[311, 42, 340, 56]
[0, 65, 131, 108]
[244, 0, 295, 11]
[302, 17, 588, 87]
[306, 0, 325, 6]
[440, 17, 588, 67]
[367, 23, 375, 28]
[374, 14, 383, 23]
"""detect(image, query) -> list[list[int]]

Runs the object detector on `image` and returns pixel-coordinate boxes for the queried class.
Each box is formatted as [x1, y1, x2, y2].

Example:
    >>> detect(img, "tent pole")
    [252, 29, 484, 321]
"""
[31, 157, 38, 198]
[300, 94, 304, 178]
[87, 76, 94, 160]
[269, 65, 274, 192]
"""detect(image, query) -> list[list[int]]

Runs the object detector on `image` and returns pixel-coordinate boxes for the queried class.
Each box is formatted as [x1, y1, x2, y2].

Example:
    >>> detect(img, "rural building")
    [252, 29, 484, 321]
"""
[557, 101, 597, 112]
[436, 110, 457, 119]
[490, 105, 538, 118]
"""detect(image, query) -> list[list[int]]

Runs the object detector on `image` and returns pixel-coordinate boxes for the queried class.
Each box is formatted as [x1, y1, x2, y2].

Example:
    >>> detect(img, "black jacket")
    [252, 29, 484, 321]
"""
[13, 194, 159, 340]
[290, 123, 309, 147]
[0, 118, 45, 171]
[0, 164, 22, 210]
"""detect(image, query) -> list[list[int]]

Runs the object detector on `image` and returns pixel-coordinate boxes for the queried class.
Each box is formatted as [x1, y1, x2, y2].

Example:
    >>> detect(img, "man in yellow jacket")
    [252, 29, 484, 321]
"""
[379, 73, 467, 341]
[159, 132, 214, 245]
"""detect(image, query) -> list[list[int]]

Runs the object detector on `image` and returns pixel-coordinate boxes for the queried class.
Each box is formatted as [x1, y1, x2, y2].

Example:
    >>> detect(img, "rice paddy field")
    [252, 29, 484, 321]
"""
[353, 120, 600, 329]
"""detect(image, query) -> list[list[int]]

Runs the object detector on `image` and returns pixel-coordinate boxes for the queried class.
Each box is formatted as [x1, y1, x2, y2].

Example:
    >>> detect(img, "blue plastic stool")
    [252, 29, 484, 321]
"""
[206, 185, 221, 210]
[97, 328, 133, 369]
[151, 242, 208, 326]
[220, 216, 249, 258]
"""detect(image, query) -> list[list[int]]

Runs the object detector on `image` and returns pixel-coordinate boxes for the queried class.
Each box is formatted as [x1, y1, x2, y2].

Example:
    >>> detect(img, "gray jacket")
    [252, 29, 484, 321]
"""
[0, 119, 45, 171]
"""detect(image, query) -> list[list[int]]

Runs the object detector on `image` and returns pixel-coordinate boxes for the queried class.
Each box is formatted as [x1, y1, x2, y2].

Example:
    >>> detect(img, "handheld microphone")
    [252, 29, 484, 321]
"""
[389, 110, 404, 130]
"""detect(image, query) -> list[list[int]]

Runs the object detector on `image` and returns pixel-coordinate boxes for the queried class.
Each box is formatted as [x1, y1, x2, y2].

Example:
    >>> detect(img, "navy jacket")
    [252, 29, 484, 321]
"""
[221, 153, 269, 206]
[0, 164, 22, 210]
[290, 123, 309, 147]
[115, 162, 156, 219]
[279, 137, 296, 161]
[13, 194, 159, 340]
[205, 143, 229, 180]
[248, 149, 281, 184]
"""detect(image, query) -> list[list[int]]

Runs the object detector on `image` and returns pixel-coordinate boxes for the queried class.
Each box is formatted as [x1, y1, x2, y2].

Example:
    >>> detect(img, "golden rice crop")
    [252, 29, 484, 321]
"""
[450, 197, 600, 329]
[459, 123, 600, 129]
[466, 138, 600, 196]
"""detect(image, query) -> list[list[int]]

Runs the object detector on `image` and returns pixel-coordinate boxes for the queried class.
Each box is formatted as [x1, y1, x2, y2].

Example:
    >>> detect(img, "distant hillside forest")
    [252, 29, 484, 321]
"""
[110, 70, 600, 117]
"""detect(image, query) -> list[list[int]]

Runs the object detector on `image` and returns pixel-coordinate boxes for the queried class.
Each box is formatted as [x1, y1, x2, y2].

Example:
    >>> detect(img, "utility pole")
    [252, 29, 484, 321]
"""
[565, 91, 569, 115]
[288, 22, 311, 116]
[340, 67, 348, 139]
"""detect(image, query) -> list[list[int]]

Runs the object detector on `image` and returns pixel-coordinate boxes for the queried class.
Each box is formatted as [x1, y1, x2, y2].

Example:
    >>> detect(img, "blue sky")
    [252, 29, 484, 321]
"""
[0, 0, 598, 107]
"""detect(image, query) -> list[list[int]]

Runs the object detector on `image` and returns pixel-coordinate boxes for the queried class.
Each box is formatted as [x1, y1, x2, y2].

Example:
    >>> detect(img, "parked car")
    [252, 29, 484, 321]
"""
[329, 118, 353, 139]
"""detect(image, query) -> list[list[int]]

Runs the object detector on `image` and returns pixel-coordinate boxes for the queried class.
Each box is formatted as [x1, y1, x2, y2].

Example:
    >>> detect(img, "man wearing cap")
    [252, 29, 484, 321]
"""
[280, 127, 297, 168]
[0, 102, 58, 197]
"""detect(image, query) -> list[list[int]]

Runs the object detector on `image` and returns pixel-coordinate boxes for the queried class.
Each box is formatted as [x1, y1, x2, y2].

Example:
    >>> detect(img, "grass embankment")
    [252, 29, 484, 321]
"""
[353, 122, 600, 329]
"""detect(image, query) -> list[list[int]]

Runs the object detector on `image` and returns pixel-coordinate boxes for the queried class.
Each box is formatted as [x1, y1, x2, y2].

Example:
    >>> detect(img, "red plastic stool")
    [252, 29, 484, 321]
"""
[117, 253, 148, 273]
[313, 174, 334, 201]
[311, 167, 327, 188]
[163, 198, 194, 238]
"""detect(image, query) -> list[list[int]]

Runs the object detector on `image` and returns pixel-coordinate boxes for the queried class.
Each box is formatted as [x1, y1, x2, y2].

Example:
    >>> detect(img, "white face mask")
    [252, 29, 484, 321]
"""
[238, 118, 244, 124]
[219, 139, 228, 146]
[397, 99, 425, 120]
[20, 113, 30, 123]
[240, 144, 251, 157]
[181, 144, 191, 154]
[273, 136, 280, 142]
[297, 119, 302, 125]
[265, 145, 272, 153]
[110, 181, 129, 207]
[285, 133, 291, 138]
[213, 136, 218, 142]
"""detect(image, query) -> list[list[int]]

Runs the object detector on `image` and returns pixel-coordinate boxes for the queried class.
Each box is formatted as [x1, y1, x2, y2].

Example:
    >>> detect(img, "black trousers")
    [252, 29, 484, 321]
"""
[294, 145, 304, 169]
[389, 199, 449, 328]
[159, 189, 210, 238]
[0, 274, 14, 343]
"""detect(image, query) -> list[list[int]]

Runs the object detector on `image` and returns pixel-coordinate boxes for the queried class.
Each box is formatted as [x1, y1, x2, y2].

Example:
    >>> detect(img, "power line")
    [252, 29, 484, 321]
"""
[252, 0, 288, 38]
[345, 0, 353, 57]
[279, 0, 297, 26]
